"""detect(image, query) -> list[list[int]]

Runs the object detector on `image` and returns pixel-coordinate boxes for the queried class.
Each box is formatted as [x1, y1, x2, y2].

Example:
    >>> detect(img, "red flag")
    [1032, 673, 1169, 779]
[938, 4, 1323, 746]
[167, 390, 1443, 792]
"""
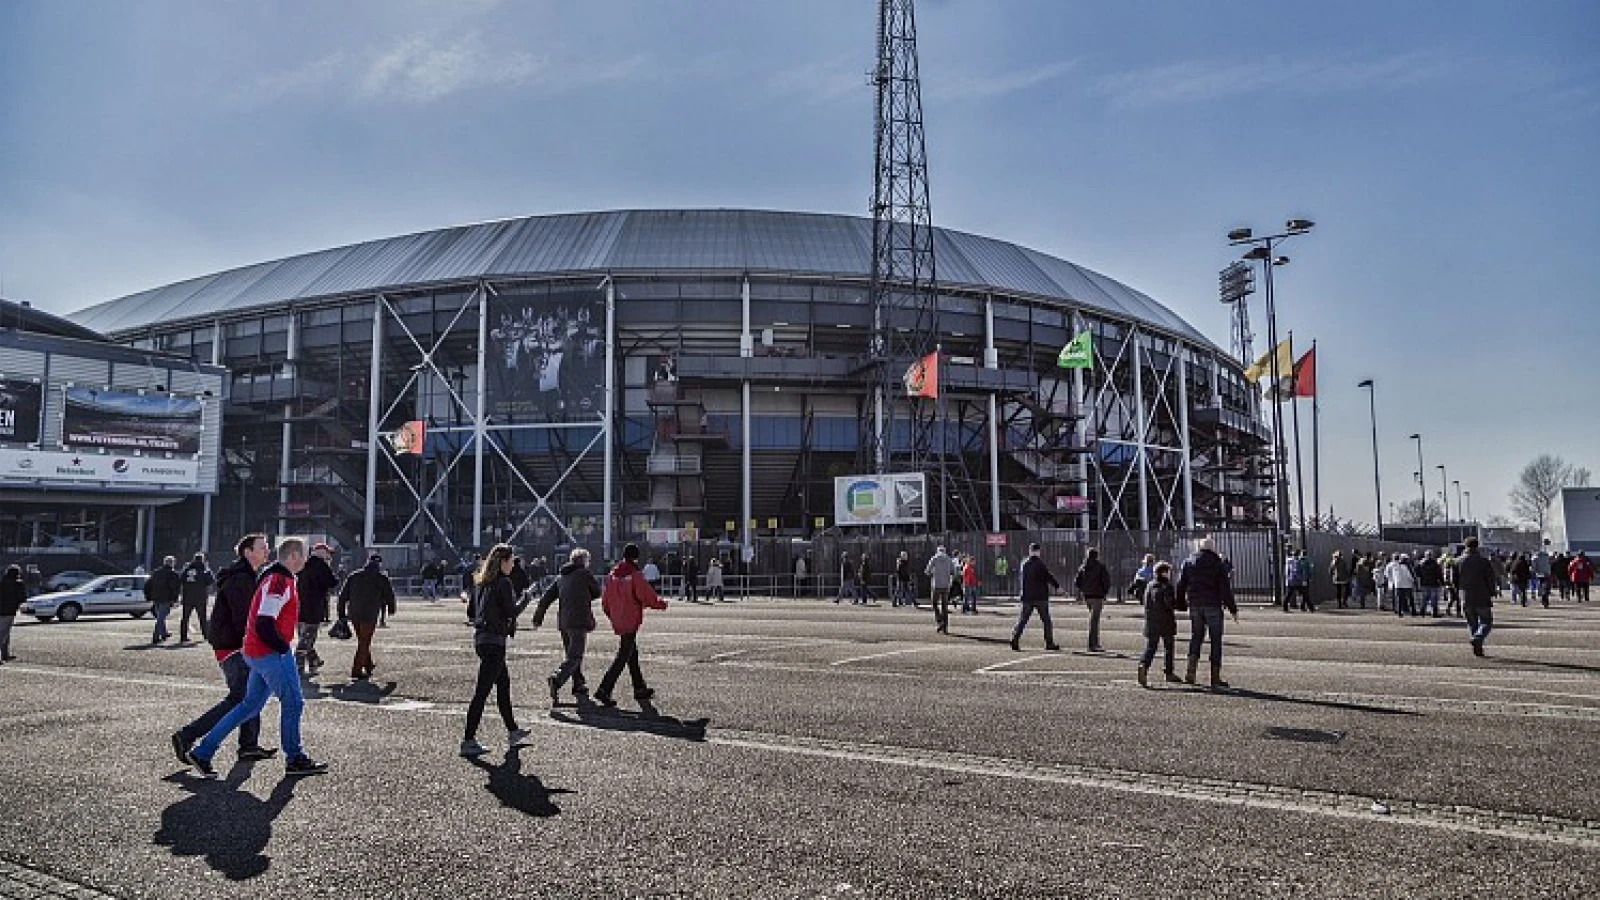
[1293, 348, 1316, 398]
[903, 351, 939, 399]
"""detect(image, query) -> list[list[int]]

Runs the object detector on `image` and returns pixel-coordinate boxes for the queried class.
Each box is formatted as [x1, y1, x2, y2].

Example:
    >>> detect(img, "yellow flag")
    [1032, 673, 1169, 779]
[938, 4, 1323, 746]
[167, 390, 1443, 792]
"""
[1243, 338, 1293, 384]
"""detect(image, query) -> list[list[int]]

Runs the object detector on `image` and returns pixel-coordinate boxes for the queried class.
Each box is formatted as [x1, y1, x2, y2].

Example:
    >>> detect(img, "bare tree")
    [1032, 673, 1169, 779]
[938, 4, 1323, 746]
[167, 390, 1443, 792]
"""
[1508, 454, 1589, 535]
[1394, 498, 1443, 525]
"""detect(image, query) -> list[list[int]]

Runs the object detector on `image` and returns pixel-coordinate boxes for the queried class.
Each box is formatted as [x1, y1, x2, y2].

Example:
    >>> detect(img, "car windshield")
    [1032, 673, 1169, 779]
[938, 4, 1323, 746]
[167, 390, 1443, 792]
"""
[79, 576, 116, 591]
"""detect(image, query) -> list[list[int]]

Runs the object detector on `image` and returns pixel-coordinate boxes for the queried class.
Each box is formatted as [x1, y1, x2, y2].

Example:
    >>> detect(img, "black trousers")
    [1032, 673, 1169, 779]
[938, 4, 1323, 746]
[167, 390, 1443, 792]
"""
[465, 642, 517, 740]
[598, 632, 646, 696]
[179, 600, 208, 642]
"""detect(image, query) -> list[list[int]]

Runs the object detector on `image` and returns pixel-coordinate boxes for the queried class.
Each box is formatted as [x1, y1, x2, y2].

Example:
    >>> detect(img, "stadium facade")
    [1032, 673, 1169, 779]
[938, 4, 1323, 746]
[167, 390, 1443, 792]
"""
[66, 209, 1274, 565]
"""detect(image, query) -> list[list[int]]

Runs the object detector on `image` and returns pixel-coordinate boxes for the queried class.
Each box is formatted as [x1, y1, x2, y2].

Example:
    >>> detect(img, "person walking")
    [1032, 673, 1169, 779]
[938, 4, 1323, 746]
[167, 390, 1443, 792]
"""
[509, 555, 532, 599]
[461, 544, 534, 758]
[295, 543, 339, 676]
[337, 553, 397, 680]
[23, 564, 41, 598]
[183, 536, 328, 778]
[1353, 552, 1374, 609]
[959, 553, 980, 614]
[0, 565, 24, 662]
[836, 552, 855, 604]
[1176, 538, 1239, 689]
[143, 555, 182, 644]
[705, 556, 726, 602]
[1509, 553, 1531, 607]
[1386, 554, 1418, 617]
[1552, 549, 1571, 600]
[682, 554, 700, 603]
[420, 558, 443, 603]
[533, 547, 602, 705]
[178, 553, 214, 644]
[642, 556, 661, 593]
[1532, 542, 1553, 607]
[1442, 549, 1461, 617]
[1011, 543, 1060, 652]
[1416, 550, 1445, 618]
[924, 545, 957, 634]
[893, 551, 913, 607]
[595, 543, 668, 708]
[1457, 536, 1498, 656]
[856, 553, 875, 605]
[1330, 550, 1352, 609]
[793, 555, 807, 599]
[1374, 554, 1390, 611]
[1282, 550, 1309, 612]
[1074, 547, 1111, 652]
[171, 534, 275, 767]
[1137, 561, 1183, 687]
[1571, 551, 1594, 603]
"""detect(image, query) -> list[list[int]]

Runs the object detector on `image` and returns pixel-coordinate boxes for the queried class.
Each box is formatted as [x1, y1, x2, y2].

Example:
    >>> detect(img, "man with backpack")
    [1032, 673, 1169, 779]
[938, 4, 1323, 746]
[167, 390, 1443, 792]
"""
[143, 555, 182, 644]
[595, 543, 667, 708]
[178, 552, 214, 644]
[295, 543, 339, 676]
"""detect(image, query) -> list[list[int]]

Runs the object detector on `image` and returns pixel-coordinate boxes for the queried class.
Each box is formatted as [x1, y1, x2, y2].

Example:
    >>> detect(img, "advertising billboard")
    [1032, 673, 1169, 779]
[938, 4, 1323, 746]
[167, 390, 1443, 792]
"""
[485, 288, 605, 423]
[0, 379, 43, 444]
[0, 448, 199, 487]
[833, 472, 928, 527]
[62, 387, 203, 454]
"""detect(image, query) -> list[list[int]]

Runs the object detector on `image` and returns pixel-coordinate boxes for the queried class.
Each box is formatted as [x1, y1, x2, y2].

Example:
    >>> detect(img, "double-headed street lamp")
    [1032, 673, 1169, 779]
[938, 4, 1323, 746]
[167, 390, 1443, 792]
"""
[1229, 218, 1314, 577]
[1437, 464, 1450, 540]
[1358, 379, 1382, 537]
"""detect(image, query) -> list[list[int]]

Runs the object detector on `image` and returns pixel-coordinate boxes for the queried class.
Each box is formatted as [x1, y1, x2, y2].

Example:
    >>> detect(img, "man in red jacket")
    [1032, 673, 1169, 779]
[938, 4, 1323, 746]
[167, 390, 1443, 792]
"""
[1571, 552, 1594, 603]
[595, 543, 667, 708]
[183, 537, 329, 778]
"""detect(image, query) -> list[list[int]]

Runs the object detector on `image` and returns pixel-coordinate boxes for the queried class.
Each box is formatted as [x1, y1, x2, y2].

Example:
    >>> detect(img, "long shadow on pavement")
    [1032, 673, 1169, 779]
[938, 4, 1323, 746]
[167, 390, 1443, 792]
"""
[1488, 657, 1600, 675]
[301, 679, 399, 703]
[1219, 687, 1419, 716]
[153, 765, 297, 880]
[465, 747, 572, 817]
[551, 701, 709, 742]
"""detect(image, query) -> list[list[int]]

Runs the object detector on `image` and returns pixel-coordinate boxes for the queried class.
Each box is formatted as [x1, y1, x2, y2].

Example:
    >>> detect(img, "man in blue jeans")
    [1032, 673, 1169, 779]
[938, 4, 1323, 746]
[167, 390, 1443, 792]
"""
[171, 534, 274, 764]
[1176, 538, 1239, 689]
[1456, 537, 1498, 657]
[185, 536, 328, 778]
[143, 556, 182, 644]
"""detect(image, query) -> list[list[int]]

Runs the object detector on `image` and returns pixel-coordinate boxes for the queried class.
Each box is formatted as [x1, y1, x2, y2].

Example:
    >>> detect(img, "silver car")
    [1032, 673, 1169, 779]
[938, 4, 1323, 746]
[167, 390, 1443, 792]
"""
[44, 569, 99, 592]
[21, 575, 152, 623]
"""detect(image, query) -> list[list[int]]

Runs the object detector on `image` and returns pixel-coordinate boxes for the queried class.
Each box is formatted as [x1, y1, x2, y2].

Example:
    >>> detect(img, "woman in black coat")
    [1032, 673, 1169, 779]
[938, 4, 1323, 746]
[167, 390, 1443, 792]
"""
[1137, 562, 1182, 688]
[0, 565, 25, 661]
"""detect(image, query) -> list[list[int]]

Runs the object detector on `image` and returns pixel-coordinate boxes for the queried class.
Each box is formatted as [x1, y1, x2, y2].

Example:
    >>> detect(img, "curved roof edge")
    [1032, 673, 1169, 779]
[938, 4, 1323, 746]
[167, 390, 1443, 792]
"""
[66, 209, 1222, 352]
[2, 297, 109, 343]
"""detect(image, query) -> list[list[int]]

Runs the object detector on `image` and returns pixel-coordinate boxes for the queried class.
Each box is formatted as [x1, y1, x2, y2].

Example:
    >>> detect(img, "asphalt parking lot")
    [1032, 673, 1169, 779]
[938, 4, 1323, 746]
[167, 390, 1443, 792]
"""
[2, 594, 1598, 898]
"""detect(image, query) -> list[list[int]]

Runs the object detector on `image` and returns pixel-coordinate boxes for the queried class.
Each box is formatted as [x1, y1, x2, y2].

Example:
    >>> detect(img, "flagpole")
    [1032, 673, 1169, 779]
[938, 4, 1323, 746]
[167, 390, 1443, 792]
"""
[1288, 332, 1308, 552]
[1311, 339, 1320, 532]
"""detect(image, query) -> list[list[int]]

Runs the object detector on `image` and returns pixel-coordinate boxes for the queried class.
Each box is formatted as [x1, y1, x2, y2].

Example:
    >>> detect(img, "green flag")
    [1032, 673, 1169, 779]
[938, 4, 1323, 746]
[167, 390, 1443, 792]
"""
[1057, 331, 1092, 369]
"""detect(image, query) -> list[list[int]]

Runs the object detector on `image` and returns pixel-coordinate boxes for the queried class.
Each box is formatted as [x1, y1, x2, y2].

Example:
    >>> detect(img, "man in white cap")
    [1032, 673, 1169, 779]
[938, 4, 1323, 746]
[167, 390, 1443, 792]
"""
[1175, 538, 1239, 689]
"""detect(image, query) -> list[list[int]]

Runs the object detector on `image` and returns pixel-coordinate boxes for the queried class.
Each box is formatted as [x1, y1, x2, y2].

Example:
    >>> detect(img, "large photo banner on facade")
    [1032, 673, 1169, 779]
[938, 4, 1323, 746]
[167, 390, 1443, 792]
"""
[62, 387, 203, 454]
[486, 287, 605, 422]
[0, 379, 43, 444]
[834, 472, 928, 527]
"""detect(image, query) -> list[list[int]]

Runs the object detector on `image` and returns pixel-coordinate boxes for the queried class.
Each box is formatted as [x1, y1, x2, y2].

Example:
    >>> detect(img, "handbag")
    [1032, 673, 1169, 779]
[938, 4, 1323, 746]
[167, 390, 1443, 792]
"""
[328, 617, 353, 640]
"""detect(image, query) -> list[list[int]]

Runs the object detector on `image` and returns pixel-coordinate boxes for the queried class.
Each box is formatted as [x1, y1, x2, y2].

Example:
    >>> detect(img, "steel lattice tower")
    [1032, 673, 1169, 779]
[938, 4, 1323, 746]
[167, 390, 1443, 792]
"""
[866, 0, 939, 478]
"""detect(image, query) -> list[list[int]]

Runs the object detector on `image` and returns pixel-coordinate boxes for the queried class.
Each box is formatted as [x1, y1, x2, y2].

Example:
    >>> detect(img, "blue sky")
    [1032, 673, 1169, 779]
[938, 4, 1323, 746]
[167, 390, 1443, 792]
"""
[2, 0, 1596, 525]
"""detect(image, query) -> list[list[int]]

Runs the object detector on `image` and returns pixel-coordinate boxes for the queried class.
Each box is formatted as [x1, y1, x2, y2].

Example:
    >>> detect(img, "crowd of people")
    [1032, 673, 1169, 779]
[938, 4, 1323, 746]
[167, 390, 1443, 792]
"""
[1322, 540, 1591, 617]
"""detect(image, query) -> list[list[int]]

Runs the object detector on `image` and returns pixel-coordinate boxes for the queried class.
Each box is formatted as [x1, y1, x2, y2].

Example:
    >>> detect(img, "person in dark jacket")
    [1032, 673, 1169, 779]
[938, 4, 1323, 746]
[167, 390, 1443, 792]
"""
[533, 547, 602, 704]
[510, 555, 532, 599]
[1137, 561, 1182, 687]
[1457, 537, 1499, 656]
[856, 554, 875, 605]
[1416, 551, 1445, 618]
[338, 554, 397, 680]
[682, 554, 700, 603]
[1074, 547, 1111, 652]
[178, 553, 214, 644]
[893, 552, 913, 607]
[1012, 543, 1061, 652]
[420, 559, 443, 603]
[143, 556, 183, 644]
[461, 543, 533, 758]
[0, 565, 25, 662]
[1176, 539, 1239, 688]
[171, 534, 273, 764]
[295, 543, 339, 676]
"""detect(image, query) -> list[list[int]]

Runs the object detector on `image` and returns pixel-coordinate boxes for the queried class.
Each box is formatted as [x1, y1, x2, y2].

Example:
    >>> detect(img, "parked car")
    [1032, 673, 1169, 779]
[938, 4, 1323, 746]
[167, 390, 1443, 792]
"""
[21, 575, 151, 622]
[43, 570, 100, 592]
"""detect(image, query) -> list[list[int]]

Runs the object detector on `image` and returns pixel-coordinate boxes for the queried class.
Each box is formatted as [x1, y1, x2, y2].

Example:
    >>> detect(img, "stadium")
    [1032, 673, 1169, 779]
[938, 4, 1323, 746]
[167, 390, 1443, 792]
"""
[65, 209, 1274, 566]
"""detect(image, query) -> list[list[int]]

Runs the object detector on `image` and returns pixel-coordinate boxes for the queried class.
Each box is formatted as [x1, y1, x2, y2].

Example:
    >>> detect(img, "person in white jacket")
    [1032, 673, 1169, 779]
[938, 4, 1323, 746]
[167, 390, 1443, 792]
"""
[1386, 554, 1418, 617]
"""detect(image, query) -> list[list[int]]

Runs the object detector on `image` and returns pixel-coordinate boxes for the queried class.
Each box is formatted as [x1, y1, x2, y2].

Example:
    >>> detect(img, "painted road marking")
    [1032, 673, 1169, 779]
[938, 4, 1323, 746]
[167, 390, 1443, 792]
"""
[973, 654, 1053, 673]
[830, 647, 938, 666]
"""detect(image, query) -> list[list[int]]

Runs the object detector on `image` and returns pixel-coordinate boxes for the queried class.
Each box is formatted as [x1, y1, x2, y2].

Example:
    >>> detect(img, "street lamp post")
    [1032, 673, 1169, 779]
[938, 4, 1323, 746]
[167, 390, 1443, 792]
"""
[1437, 464, 1450, 543]
[1453, 479, 1463, 542]
[1230, 219, 1314, 602]
[1464, 490, 1472, 524]
[1358, 379, 1382, 538]
[1409, 433, 1426, 524]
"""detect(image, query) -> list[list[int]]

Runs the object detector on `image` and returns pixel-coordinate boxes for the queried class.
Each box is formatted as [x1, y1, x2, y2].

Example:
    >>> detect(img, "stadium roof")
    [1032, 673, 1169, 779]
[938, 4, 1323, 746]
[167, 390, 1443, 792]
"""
[68, 209, 1217, 349]
[2, 296, 109, 343]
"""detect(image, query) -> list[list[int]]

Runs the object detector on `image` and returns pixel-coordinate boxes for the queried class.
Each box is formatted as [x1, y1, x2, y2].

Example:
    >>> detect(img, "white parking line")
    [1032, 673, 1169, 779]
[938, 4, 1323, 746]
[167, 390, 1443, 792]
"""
[973, 654, 1053, 674]
[706, 639, 836, 661]
[1432, 680, 1600, 703]
[830, 646, 937, 667]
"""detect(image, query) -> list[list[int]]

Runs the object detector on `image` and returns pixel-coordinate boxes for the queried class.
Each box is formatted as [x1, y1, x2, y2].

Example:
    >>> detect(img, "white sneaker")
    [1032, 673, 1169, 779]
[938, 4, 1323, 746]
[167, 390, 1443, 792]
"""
[459, 739, 488, 758]
[507, 728, 532, 748]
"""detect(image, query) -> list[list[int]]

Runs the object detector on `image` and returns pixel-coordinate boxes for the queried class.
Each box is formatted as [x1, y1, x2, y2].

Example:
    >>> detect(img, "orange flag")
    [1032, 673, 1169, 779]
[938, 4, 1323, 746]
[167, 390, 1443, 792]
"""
[903, 351, 939, 399]
[1293, 348, 1316, 398]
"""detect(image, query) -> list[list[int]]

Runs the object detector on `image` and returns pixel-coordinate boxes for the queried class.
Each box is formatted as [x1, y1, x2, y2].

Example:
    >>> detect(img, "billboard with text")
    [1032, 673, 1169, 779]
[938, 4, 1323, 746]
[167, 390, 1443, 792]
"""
[62, 387, 203, 454]
[0, 379, 43, 444]
[834, 472, 928, 527]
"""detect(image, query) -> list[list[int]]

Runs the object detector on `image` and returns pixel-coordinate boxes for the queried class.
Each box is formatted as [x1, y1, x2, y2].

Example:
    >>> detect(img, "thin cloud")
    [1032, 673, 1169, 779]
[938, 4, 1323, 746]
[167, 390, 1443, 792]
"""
[359, 31, 541, 102]
[928, 60, 1077, 101]
[1092, 50, 1465, 109]
[228, 51, 347, 106]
